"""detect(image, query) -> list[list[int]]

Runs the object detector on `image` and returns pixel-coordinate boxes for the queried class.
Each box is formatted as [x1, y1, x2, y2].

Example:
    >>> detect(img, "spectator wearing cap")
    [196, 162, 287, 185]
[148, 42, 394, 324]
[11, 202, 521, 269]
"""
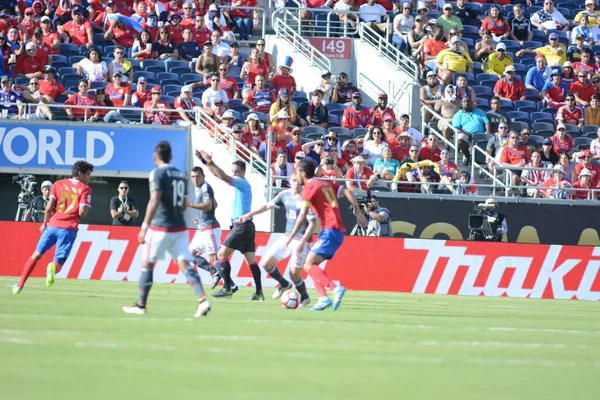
[297, 88, 329, 128]
[346, 156, 377, 192]
[14, 42, 42, 79]
[486, 96, 510, 133]
[25, 180, 51, 222]
[550, 124, 574, 156]
[173, 85, 200, 126]
[31, 27, 51, 65]
[302, 138, 326, 166]
[521, 150, 552, 198]
[243, 74, 275, 113]
[342, 90, 373, 129]
[15, 76, 52, 120]
[485, 43, 514, 78]
[542, 70, 569, 109]
[530, 1, 569, 32]
[397, 113, 424, 146]
[517, 33, 566, 67]
[435, 35, 473, 87]
[194, 40, 219, 81]
[105, 71, 132, 108]
[418, 133, 441, 162]
[57, 7, 94, 48]
[480, 5, 510, 41]
[131, 76, 151, 107]
[392, 2, 414, 52]
[573, 49, 597, 77]
[571, 15, 593, 46]
[493, 66, 526, 102]
[572, 168, 596, 200]
[323, 130, 342, 157]
[500, 131, 531, 190]
[540, 137, 560, 165]
[525, 55, 553, 93]
[20, 7, 40, 39]
[64, 79, 100, 121]
[540, 166, 573, 200]
[370, 92, 396, 127]
[0, 76, 23, 118]
[452, 97, 491, 165]
[575, 150, 600, 185]
[92, 1, 117, 31]
[437, 3, 463, 39]
[105, 16, 136, 48]
[331, 72, 358, 104]
[508, 4, 533, 47]
[285, 127, 306, 161]
[108, 46, 133, 83]
[218, 63, 241, 100]
[270, 58, 297, 100]
[144, 86, 172, 125]
[37, 65, 67, 102]
[420, 71, 442, 124]
[314, 71, 333, 104]
[166, 13, 185, 46]
[576, 0, 600, 29]
[269, 88, 297, 126]
[556, 94, 584, 129]
[177, 27, 202, 62]
[271, 149, 293, 188]
[391, 132, 411, 162]
[220, 110, 236, 132]
[154, 26, 179, 61]
[567, 34, 588, 63]
[131, 29, 154, 62]
[202, 74, 229, 111]
[269, 109, 293, 138]
[73, 47, 108, 83]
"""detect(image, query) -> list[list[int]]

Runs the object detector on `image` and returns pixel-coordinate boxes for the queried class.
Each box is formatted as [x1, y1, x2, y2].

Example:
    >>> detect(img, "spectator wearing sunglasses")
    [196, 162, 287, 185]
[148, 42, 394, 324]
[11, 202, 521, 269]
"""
[58, 7, 94, 49]
[556, 94, 584, 129]
[418, 133, 441, 162]
[530, 0, 569, 32]
[500, 131, 531, 190]
[571, 67, 596, 108]
[493, 66, 526, 102]
[110, 181, 138, 226]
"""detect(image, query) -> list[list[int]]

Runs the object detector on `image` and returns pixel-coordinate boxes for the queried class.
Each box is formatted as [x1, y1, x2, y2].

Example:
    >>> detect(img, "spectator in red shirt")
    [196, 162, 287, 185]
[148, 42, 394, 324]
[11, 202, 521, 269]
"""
[92, 1, 116, 31]
[500, 131, 531, 189]
[572, 168, 595, 200]
[144, 86, 172, 125]
[174, 85, 202, 126]
[37, 65, 67, 102]
[243, 74, 275, 113]
[20, 7, 39, 40]
[493, 65, 526, 102]
[341, 140, 360, 164]
[570, 69, 596, 108]
[540, 166, 573, 200]
[218, 63, 240, 99]
[14, 42, 43, 79]
[575, 150, 600, 186]
[270, 57, 297, 100]
[286, 127, 305, 161]
[32, 28, 52, 65]
[40, 16, 60, 55]
[345, 155, 377, 191]
[131, 76, 151, 107]
[550, 124, 574, 156]
[371, 92, 396, 127]
[542, 70, 569, 109]
[167, 13, 185, 46]
[105, 71, 131, 108]
[58, 7, 94, 49]
[419, 133, 441, 162]
[437, 149, 459, 192]
[104, 18, 136, 48]
[342, 90, 373, 129]
[64, 79, 100, 121]
[556, 94, 584, 129]
[392, 132, 411, 162]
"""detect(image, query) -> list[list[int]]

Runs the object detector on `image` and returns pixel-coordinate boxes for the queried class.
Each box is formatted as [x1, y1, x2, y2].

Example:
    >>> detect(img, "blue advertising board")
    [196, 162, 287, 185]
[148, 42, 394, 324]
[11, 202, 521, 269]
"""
[0, 123, 188, 173]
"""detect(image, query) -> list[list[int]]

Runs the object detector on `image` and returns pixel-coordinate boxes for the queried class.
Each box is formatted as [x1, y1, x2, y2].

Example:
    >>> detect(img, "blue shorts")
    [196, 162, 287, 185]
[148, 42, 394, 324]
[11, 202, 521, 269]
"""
[36, 227, 78, 265]
[311, 228, 344, 260]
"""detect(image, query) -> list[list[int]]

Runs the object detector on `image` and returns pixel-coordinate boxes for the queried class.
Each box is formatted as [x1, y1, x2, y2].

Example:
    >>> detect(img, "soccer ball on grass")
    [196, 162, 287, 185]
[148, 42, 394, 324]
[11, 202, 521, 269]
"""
[280, 290, 300, 309]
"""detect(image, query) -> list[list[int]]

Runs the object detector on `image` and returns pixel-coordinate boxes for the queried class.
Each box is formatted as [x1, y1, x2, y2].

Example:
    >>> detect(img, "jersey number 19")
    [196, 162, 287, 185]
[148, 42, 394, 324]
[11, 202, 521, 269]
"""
[172, 180, 185, 207]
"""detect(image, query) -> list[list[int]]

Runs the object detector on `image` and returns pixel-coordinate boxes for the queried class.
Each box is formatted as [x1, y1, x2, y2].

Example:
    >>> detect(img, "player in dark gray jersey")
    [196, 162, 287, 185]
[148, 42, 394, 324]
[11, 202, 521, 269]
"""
[187, 166, 228, 289]
[123, 141, 211, 318]
[240, 173, 316, 306]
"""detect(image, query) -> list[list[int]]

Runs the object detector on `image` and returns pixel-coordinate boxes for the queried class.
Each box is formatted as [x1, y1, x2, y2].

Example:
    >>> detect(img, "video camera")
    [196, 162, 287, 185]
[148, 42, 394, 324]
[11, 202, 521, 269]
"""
[468, 204, 501, 242]
[350, 190, 374, 214]
[12, 174, 37, 222]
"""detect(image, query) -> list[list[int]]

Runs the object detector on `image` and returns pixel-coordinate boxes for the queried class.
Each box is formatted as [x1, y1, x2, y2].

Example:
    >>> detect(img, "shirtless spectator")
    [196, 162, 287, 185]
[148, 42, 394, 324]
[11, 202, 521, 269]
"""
[420, 71, 442, 123]
[434, 85, 460, 144]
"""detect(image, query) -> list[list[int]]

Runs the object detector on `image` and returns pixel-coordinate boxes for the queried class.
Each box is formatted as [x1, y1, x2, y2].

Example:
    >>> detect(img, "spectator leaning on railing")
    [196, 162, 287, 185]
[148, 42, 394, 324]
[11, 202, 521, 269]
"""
[572, 168, 597, 200]
[346, 156, 377, 192]
[540, 166, 573, 200]
[64, 79, 100, 121]
[499, 131, 531, 192]
[521, 151, 552, 199]
[0, 76, 23, 118]
[452, 97, 491, 166]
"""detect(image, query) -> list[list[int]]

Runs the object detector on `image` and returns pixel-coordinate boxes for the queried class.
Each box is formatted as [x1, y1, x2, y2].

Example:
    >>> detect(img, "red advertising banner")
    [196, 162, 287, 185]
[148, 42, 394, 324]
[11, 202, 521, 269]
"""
[307, 38, 352, 59]
[2, 222, 600, 300]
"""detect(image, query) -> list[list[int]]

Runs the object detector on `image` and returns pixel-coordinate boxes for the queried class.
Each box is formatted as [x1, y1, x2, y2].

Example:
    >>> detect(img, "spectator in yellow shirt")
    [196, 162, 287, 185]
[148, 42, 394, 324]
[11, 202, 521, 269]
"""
[574, 0, 600, 29]
[485, 42, 514, 78]
[516, 32, 566, 67]
[435, 36, 473, 87]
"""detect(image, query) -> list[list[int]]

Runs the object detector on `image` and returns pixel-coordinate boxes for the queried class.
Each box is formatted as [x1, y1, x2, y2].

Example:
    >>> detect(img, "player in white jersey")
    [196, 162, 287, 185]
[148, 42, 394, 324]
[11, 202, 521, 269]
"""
[240, 173, 315, 306]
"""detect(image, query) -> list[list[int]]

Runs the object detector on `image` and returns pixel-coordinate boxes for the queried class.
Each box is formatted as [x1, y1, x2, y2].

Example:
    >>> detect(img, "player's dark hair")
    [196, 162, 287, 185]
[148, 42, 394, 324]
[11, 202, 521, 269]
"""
[155, 141, 172, 163]
[232, 160, 246, 172]
[191, 166, 204, 174]
[296, 159, 315, 178]
[72, 161, 94, 178]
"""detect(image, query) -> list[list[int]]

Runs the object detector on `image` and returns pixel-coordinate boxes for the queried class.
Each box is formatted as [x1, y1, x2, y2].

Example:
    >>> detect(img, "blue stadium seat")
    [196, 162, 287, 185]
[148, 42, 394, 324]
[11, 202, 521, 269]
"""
[462, 25, 480, 36]
[526, 6, 542, 18]
[473, 85, 493, 96]
[229, 98, 244, 109]
[564, 123, 580, 134]
[532, 29, 546, 41]
[104, 45, 117, 56]
[302, 126, 326, 136]
[476, 73, 498, 84]
[525, 87, 541, 101]
[523, 40, 543, 49]
[574, 137, 593, 147]
[141, 59, 165, 72]
[125, 58, 141, 69]
[157, 72, 179, 82]
[165, 59, 190, 72]
[474, 140, 488, 165]
[69, 55, 85, 65]
[61, 74, 81, 87]
[530, 111, 554, 123]
[556, 7, 571, 18]
[582, 125, 600, 137]
[327, 103, 346, 112]
[540, 107, 558, 116]
[59, 43, 79, 57]
[515, 99, 536, 109]
[163, 84, 183, 94]
[352, 127, 368, 138]
[512, 121, 530, 131]
[52, 54, 68, 68]
[160, 95, 175, 105]
[294, 90, 308, 102]
[90, 81, 108, 90]
[170, 67, 191, 76]
[181, 73, 204, 84]
[508, 111, 530, 123]
[58, 67, 77, 77]
[532, 121, 554, 134]
[500, 99, 514, 109]
[134, 71, 156, 82]
[327, 127, 351, 139]
[472, 61, 484, 72]
[477, 98, 489, 107]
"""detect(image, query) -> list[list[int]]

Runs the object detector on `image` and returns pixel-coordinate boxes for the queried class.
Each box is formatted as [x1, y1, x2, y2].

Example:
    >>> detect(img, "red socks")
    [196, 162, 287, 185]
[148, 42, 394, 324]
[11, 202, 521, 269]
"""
[54, 263, 62, 273]
[308, 264, 336, 297]
[18, 258, 38, 288]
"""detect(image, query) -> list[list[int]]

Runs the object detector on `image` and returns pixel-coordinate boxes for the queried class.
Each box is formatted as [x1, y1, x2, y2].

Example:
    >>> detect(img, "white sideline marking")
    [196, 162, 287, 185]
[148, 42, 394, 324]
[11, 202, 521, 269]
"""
[74, 342, 174, 351]
[0, 337, 34, 345]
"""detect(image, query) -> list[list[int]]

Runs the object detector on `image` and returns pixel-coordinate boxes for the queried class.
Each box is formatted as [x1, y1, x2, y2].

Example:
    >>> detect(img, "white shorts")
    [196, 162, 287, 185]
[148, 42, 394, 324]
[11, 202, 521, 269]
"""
[262, 235, 311, 271]
[143, 228, 192, 263]
[189, 227, 222, 255]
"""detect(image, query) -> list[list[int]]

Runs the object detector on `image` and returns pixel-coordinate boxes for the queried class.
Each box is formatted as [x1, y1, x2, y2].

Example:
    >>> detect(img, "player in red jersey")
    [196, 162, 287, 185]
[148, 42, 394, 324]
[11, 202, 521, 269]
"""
[285, 160, 367, 311]
[13, 161, 94, 294]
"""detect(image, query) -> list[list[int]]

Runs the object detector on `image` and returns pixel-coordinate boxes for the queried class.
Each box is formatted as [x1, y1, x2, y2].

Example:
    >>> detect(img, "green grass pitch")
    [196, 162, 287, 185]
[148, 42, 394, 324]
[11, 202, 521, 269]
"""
[0, 277, 598, 400]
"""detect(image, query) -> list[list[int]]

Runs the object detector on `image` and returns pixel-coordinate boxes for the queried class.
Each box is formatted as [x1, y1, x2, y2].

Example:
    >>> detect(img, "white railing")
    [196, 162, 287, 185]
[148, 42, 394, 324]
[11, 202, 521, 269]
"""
[358, 22, 419, 81]
[272, 10, 331, 73]
[471, 143, 506, 188]
[358, 72, 411, 121]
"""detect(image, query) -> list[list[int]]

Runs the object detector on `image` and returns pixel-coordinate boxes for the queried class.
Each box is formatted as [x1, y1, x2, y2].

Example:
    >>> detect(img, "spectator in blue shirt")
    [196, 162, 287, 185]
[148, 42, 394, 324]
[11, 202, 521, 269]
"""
[452, 97, 491, 166]
[525, 55, 552, 94]
[0, 76, 23, 118]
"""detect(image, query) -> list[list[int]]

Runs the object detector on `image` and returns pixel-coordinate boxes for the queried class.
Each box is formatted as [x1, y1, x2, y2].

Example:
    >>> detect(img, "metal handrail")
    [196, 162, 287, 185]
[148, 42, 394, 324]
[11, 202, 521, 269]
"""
[193, 108, 268, 178]
[420, 104, 460, 166]
[215, 5, 267, 44]
[357, 73, 410, 120]
[471, 143, 506, 187]
[272, 10, 331, 73]
[358, 22, 419, 81]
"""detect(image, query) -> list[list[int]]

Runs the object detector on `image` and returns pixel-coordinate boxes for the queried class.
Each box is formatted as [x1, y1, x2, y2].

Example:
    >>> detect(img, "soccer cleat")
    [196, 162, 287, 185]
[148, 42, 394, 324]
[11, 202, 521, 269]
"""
[12, 285, 21, 295]
[231, 285, 239, 294]
[299, 296, 311, 307]
[246, 292, 265, 301]
[332, 286, 346, 311]
[211, 288, 233, 298]
[194, 298, 211, 317]
[211, 274, 222, 289]
[122, 304, 147, 315]
[271, 282, 292, 299]
[309, 297, 332, 311]
[46, 262, 56, 288]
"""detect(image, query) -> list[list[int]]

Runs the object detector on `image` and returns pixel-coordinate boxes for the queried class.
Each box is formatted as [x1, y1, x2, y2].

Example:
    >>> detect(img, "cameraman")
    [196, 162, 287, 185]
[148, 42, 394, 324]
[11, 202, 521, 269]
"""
[363, 195, 392, 237]
[25, 180, 51, 222]
[473, 198, 507, 242]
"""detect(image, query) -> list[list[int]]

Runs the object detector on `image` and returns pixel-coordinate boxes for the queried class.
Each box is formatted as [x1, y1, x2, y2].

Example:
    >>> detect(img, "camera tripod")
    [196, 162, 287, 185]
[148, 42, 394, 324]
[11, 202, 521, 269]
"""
[350, 223, 368, 236]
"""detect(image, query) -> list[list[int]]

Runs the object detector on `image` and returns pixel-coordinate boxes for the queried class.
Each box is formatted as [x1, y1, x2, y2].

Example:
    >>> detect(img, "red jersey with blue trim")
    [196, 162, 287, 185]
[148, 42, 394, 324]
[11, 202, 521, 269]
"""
[49, 178, 92, 231]
[302, 179, 345, 232]
[341, 106, 372, 129]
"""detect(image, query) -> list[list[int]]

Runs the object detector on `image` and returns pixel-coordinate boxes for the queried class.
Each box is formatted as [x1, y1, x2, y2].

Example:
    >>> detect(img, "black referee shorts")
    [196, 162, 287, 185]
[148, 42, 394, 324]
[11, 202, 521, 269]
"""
[223, 221, 256, 253]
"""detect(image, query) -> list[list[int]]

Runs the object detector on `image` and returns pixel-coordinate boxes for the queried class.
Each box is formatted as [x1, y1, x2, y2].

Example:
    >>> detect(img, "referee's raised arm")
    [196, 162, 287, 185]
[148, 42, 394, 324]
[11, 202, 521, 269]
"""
[195, 149, 234, 186]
